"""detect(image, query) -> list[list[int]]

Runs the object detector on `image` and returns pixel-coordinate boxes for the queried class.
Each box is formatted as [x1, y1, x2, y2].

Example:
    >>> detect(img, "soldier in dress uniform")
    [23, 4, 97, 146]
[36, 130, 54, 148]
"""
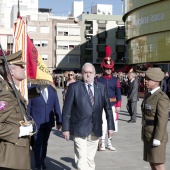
[97, 46, 122, 151]
[0, 50, 33, 170]
[141, 67, 169, 170]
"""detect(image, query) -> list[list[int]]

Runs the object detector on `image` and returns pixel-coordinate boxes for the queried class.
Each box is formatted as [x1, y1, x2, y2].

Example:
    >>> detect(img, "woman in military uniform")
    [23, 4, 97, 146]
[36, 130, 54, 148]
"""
[141, 67, 169, 170]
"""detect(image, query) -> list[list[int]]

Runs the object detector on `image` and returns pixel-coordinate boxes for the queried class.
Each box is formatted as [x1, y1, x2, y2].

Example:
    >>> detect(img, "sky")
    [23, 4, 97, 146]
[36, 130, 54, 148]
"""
[38, 0, 123, 16]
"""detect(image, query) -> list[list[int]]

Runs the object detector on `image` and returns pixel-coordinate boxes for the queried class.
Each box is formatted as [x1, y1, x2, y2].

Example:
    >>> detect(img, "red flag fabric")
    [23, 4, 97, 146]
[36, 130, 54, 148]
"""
[27, 35, 53, 82]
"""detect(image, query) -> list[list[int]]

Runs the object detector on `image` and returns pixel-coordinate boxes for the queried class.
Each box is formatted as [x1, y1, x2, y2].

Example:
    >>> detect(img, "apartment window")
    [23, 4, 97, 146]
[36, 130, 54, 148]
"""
[98, 23, 106, 31]
[57, 27, 68, 36]
[41, 54, 48, 60]
[69, 41, 80, 50]
[40, 27, 49, 33]
[34, 40, 41, 47]
[116, 31, 125, 39]
[116, 45, 126, 53]
[98, 38, 106, 44]
[42, 40, 48, 47]
[57, 41, 68, 50]
[69, 27, 80, 36]
[27, 26, 36, 32]
[58, 45, 68, 50]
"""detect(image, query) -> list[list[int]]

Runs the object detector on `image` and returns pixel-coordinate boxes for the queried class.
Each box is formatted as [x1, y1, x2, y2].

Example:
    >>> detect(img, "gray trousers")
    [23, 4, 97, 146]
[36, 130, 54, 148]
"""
[127, 101, 137, 121]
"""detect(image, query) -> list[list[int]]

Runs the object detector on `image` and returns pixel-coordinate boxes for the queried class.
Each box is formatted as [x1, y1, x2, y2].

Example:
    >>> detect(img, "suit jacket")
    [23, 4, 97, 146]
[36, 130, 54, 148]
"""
[28, 85, 62, 127]
[141, 89, 169, 143]
[0, 78, 30, 169]
[127, 79, 139, 102]
[62, 80, 115, 137]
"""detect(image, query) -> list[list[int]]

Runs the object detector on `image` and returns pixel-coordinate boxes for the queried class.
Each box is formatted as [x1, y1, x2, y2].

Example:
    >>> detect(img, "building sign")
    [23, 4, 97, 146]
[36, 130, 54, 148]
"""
[123, 0, 170, 64]
[126, 0, 170, 39]
[134, 13, 164, 27]
[128, 32, 170, 64]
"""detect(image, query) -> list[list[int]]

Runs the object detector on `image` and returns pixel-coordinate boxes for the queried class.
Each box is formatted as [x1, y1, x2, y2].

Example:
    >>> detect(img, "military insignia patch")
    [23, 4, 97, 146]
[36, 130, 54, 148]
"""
[0, 101, 8, 111]
[5, 85, 8, 91]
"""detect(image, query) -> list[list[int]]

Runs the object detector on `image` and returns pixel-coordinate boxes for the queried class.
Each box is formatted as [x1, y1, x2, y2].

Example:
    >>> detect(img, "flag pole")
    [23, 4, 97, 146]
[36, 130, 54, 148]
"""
[17, 0, 20, 18]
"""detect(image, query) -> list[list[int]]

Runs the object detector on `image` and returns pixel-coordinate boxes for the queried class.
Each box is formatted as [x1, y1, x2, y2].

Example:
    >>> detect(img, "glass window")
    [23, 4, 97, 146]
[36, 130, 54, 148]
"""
[41, 40, 48, 47]
[69, 41, 80, 50]
[57, 41, 68, 50]
[69, 27, 80, 36]
[34, 40, 41, 47]
[57, 27, 68, 36]
[41, 54, 48, 60]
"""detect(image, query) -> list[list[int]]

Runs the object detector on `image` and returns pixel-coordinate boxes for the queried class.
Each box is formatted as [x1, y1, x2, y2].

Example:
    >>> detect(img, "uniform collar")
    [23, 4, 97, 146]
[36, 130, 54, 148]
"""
[150, 86, 160, 94]
[103, 74, 112, 79]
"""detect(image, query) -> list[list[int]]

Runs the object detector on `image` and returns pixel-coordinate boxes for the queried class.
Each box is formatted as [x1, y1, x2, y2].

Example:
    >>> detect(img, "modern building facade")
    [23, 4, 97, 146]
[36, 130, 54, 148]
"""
[79, 13, 126, 72]
[53, 18, 81, 72]
[0, 0, 127, 73]
[123, 0, 170, 66]
[0, 0, 38, 28]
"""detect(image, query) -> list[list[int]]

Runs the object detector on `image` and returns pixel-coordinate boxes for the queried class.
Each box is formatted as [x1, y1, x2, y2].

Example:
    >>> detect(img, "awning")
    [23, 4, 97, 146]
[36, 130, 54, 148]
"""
[115, 65, 132, 73]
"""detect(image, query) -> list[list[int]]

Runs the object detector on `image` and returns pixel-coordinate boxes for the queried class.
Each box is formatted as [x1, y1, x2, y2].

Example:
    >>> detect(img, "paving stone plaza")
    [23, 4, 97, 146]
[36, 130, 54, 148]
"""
[31, 89, 170, 170]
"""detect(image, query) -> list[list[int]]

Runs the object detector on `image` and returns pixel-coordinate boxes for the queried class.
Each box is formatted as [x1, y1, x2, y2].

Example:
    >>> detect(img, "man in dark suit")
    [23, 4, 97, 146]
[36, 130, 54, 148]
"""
[127, 72, 139, 123]
[28, 85, 62, 170]
[62, 63, 115, 170]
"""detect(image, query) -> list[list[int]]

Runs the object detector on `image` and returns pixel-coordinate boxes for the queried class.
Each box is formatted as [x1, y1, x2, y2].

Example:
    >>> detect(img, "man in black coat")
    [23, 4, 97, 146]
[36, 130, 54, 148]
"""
[127, 72, 139, 123]
[62, 63, 114, 170]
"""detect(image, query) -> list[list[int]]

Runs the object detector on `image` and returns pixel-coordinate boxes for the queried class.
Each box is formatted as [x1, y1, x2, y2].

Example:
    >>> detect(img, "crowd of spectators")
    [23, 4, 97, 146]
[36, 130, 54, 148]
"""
[52, 71, 170, 98]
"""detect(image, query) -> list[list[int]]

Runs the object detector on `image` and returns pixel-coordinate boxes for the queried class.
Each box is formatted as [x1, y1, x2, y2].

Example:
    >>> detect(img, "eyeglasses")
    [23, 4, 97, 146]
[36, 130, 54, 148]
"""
[68, 74, 73, 76]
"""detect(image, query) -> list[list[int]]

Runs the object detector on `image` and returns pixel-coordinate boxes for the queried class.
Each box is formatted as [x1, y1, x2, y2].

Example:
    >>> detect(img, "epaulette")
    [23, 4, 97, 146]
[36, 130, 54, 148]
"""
[159, 91, 164, 95]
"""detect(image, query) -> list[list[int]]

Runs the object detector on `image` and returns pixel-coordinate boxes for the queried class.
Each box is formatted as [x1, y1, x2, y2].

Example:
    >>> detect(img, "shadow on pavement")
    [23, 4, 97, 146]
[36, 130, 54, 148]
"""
[119, 111, 142, 119]
[60, 157, 77, 169]
[51, 129, 63, 138]
[31, 149, 74, 170]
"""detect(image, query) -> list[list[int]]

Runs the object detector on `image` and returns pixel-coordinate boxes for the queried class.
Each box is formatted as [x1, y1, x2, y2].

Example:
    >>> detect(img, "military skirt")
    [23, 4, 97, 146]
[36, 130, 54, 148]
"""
[143, 141, 167, 163]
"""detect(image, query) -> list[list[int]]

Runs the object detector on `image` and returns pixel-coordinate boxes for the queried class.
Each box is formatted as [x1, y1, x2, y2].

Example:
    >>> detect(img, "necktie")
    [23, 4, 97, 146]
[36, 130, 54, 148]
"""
[88, 84, 94, 106]
[145, 92, 151, 100]
[42, 88, 48, 103]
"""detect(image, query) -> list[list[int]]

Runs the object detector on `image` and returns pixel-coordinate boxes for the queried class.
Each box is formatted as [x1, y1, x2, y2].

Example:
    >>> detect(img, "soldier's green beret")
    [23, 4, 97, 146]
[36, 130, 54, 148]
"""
[146, 67, 164, 81]
[0, 50, 26, 65]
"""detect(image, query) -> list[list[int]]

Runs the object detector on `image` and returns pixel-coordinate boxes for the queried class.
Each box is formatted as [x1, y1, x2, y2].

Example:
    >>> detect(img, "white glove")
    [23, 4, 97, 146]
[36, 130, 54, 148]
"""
[153, 139, 161, 146]
[19, 124, 33, 137]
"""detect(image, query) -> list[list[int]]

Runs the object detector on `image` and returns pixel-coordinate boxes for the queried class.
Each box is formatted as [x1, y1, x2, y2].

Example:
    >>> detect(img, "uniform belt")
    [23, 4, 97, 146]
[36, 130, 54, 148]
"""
[109, 97, 117, 102]
[142, 119, 155, 127]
